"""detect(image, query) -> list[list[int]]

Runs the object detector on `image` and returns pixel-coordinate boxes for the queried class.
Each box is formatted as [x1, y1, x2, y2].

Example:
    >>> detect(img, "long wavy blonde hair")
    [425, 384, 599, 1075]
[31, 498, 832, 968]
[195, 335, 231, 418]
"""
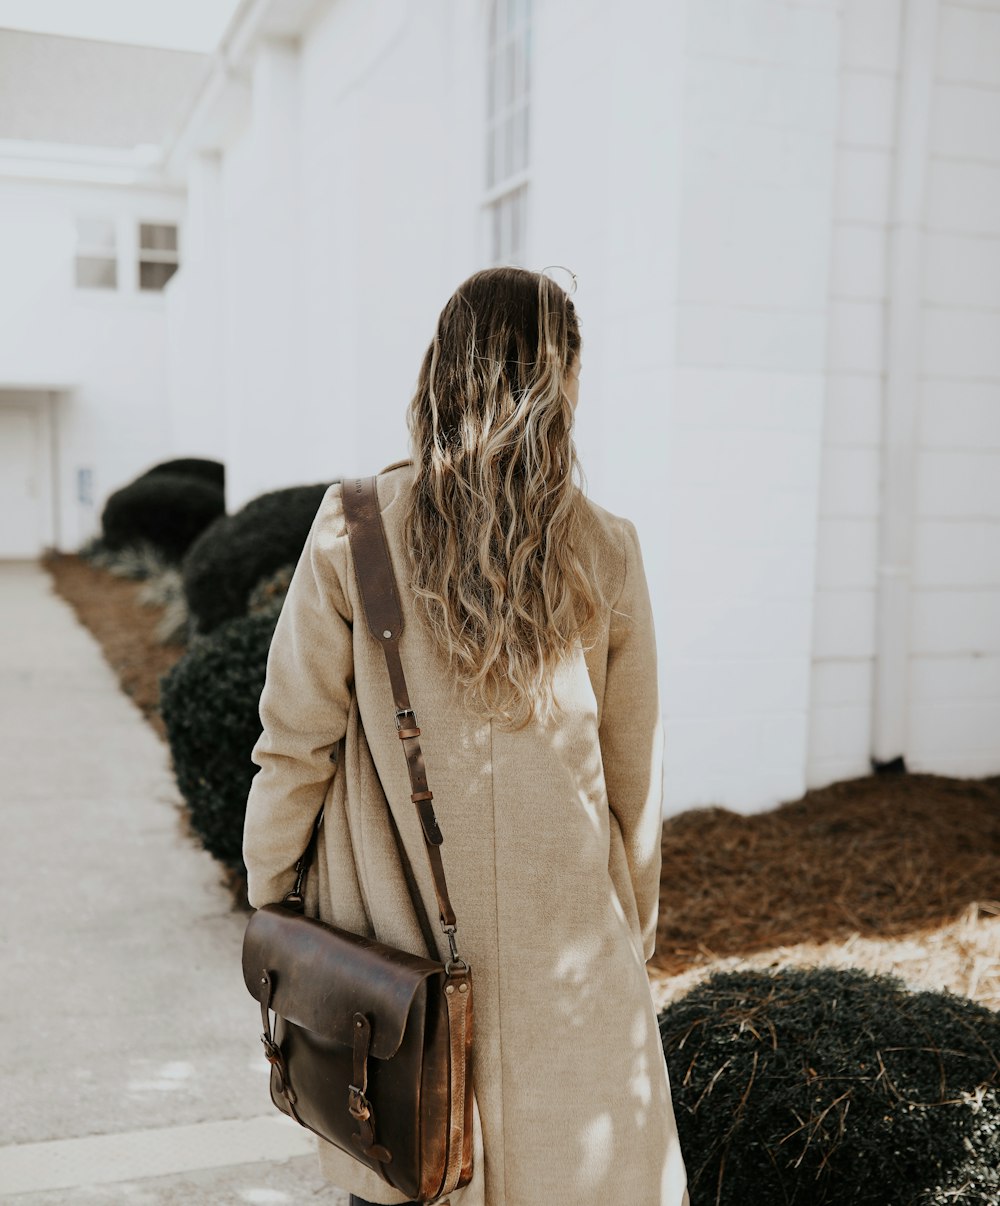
[403, 266, 607, 731]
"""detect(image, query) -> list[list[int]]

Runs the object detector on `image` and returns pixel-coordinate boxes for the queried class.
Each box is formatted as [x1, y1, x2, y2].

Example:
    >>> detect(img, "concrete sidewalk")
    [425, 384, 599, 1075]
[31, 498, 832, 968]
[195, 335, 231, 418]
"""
[0, 561, 345, 1202]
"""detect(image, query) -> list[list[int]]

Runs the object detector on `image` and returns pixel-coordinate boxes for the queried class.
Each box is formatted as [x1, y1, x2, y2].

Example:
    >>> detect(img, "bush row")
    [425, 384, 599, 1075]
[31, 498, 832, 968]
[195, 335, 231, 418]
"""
[159, 480, 333, 871]
[97, 459, 332, 872]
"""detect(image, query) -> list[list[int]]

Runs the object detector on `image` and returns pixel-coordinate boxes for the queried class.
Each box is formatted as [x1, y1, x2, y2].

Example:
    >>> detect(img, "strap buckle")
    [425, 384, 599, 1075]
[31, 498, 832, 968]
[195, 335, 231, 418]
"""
[348, 1084, 372, 1121]
[261, 1033, 296, 1102]
[394, 707, 416, 731]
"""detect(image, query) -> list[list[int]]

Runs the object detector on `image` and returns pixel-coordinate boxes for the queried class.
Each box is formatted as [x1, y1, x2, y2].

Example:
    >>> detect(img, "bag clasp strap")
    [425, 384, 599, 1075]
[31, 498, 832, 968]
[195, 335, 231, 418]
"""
[349, 1012, 394, 1174]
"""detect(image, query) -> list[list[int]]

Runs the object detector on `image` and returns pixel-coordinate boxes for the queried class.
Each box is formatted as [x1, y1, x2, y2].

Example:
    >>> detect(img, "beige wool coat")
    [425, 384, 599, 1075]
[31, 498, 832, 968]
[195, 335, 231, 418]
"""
[242, 458, 690, 1206]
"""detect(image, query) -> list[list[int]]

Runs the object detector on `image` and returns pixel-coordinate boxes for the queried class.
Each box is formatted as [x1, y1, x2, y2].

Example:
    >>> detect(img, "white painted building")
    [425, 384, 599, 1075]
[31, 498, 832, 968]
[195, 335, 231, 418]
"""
[0, 28, 206, 555]
[6, 1, 999, 807]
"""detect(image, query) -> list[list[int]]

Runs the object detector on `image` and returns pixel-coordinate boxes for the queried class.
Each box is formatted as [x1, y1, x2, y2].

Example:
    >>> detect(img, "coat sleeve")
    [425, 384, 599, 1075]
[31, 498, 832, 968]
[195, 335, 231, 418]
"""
[598, 516, 665, 963]
[242, 483, 354, 908]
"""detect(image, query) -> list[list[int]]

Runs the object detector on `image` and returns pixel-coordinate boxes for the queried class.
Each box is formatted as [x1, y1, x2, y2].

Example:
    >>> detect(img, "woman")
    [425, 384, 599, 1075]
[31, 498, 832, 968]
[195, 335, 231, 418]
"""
[242, 267, 690, 1205]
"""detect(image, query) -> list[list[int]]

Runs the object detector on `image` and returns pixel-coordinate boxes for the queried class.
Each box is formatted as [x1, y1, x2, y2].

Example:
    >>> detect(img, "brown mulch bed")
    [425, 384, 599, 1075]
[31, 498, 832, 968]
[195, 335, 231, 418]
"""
[650, 774, 1000, 1011]
[44, 550, 1000, 1009]
[656, 772, 1000, 970]
[42, 551, 185, 742]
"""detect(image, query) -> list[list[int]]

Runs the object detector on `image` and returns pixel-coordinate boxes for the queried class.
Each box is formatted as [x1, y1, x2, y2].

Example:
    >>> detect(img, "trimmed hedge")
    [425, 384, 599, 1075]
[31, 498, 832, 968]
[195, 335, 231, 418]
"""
[159, 610, 279, 873]
[659, 964, 999, 1205]
[101, 472, 225, 561]
[182, 482, 332, 634]
[139, 457, 225, 490]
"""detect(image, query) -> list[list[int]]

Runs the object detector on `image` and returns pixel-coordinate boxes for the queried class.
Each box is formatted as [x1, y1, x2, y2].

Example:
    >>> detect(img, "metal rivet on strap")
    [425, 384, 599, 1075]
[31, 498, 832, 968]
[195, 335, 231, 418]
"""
[382, 629, 392, 638]
[445, 984, 455, 994]
[459, 983, 468, 992]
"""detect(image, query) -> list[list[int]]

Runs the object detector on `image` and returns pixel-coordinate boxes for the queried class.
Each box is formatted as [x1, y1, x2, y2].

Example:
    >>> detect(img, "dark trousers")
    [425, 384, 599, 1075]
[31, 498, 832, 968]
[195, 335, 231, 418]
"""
[349, 1198, 419, 1206]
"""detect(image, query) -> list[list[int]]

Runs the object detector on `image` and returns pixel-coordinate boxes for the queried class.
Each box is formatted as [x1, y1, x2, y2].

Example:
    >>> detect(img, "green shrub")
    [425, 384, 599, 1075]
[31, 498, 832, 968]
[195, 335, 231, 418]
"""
[659, 965, 999, 1205]
[181, 482, 331, 634]
[139, 457, 225, 491]
[159, 610, 278, 873]
[101, 472, 225, 561]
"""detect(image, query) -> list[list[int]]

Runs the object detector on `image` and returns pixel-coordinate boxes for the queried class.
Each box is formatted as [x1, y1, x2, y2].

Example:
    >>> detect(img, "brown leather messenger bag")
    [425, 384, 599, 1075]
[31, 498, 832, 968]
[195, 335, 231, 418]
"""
[242, 474, 474, 1204]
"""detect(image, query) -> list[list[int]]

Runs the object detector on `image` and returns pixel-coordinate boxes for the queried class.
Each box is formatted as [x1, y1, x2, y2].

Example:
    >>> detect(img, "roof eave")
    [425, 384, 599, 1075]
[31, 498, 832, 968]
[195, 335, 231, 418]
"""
[161, 0, 323, 183]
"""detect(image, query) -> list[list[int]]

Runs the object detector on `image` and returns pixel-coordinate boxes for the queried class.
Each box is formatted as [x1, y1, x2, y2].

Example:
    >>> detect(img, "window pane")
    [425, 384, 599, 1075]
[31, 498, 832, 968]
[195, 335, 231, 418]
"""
[494, 198, 506, 264]
[488, 187, 528, 266]
[513, 34, 523, 104]
[510, 190, 521, 264]
[503, 194, 514, 262]
[485, 0, 531, 192]
[75, 256, 117, 289]
[494, 118, 506, 186]
[504, 39, 515, 110]
[511, 102, 524, 174]
[492, 47, 504, 120]
[76, 217, 115, 251]
[139, 260, 178, 291]
[140, 223, 178, 252]
[491, 203, 502, 265]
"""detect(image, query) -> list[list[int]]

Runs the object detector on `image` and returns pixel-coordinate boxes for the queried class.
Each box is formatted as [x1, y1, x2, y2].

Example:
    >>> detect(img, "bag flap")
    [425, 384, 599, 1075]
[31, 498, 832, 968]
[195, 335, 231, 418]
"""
[242, 903, 444, 1059]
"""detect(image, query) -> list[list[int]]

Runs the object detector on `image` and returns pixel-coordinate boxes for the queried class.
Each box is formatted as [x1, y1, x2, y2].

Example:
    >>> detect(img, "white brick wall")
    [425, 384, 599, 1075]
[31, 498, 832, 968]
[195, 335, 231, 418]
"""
[808, 0, 896, 785]
[811, 0, 1000, 784]
[910, 1, 1000, 773]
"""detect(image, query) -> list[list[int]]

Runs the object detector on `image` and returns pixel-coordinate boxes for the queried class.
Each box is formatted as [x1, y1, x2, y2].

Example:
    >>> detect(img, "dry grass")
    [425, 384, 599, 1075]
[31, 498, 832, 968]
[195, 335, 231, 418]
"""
[649, 900, 1000, 1016]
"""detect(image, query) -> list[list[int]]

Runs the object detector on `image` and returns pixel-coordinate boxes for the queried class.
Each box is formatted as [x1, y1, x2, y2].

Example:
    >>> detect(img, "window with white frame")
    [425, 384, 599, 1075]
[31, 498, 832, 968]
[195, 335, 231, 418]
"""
[74, 217, 118, 289]
[485, 0, 532, 266]
[138, 222, 180, 291]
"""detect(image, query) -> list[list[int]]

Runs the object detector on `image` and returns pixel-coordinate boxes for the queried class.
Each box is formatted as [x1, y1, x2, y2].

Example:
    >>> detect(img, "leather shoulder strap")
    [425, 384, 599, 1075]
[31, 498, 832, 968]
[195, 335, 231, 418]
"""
[341, 476, 465, 962]
[340, 475, 405, 645]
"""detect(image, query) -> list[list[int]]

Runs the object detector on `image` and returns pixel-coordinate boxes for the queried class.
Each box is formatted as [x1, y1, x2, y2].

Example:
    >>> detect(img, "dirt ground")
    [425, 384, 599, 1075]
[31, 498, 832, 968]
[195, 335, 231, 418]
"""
[44, 552, 1000, 1013]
